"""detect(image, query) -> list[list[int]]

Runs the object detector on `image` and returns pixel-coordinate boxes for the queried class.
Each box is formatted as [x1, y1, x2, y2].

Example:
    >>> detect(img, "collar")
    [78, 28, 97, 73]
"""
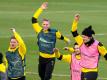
[8, 46, 19, 52]
[42, 28, 51, 33]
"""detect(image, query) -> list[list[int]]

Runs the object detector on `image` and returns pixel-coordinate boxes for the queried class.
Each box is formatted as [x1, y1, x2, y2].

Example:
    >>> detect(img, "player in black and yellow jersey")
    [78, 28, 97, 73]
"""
[6, 28, 26, 80]
[0, 52, 7, 80]
[71, 14, 107, 80]
[32, 2, 70, 80]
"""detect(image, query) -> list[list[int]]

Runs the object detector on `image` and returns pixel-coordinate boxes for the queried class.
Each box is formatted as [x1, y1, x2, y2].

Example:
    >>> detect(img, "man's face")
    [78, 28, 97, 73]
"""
[82, 35, 91, 43]
[10, 39, 18, 49]
[74, 45, 80, 54]
[42, 21, 50, 31]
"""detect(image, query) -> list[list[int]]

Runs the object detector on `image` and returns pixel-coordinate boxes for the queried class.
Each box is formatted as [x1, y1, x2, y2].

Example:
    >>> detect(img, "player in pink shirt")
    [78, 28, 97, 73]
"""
[54, 43, 81, 80]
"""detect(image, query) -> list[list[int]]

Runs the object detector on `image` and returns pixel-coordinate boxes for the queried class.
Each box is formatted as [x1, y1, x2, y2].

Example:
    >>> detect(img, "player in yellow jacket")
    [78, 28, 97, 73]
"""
[32, 2, 70, 80]
[0, 52, 7, 80]
[6, 28, 26, 80]
[71, 14, 107, 80]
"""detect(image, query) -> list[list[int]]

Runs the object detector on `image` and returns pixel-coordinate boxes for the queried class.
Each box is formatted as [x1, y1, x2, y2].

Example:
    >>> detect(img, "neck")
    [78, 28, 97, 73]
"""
[85, 37, 94, 47]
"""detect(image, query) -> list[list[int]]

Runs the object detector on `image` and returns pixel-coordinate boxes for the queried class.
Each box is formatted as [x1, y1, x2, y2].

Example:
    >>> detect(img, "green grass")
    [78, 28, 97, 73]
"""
[0, 0, 107, 80]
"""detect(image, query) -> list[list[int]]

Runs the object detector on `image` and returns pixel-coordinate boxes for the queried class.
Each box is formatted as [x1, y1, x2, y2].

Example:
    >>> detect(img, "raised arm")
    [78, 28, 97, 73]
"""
[11, 28, 26, 60]
[71, 14, 83, 46]
[32, 2, 48, 33]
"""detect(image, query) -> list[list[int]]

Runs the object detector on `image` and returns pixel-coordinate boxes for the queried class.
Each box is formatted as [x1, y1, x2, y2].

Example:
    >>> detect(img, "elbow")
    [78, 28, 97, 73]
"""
[32, 17, 37, 23]
[71, 30, 79, 37]
[59, 35, 64, 40]
[58, 55, 63, 60]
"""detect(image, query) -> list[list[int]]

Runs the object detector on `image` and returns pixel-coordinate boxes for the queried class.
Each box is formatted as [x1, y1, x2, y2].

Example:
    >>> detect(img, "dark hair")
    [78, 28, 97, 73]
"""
[0, 52, 3, 64]
[10, 36, 18, 43]
[82, 25, 95, 37]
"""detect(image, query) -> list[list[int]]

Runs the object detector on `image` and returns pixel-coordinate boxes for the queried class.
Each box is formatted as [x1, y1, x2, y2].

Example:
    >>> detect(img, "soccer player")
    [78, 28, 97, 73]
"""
[54, 43, 81, 80]
[0, 52, 7, 80]
[6, 28, 26, 80]
[32, 2, 70, 80]
[71, 14, 107, 80]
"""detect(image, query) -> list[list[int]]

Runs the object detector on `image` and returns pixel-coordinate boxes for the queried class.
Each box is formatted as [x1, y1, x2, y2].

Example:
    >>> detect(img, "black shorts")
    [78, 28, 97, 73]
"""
[81, 72, 98, 80]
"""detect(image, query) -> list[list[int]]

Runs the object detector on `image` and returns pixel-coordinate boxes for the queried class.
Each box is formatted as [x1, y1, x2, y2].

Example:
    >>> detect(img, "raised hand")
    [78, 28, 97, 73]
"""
[74, 14, 80, 21]
[10, 28, 16, 32]
[40, 2, 48, 10]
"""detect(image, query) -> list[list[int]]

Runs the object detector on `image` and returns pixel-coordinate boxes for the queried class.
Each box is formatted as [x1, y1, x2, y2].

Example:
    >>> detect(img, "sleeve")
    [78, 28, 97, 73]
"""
[56, 31, 70, 43]
[71, 20, 83, 46]
[58, 54, 71, 63]
[32, 8, 43, 33]
[13, 31, 26, 60]
[98, 42, 107, 60]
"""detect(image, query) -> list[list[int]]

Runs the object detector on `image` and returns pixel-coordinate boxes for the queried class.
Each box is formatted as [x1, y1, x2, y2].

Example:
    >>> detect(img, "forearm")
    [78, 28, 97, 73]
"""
[71, 20, 78, 32]
[13, 31, 24, 44]
[32, 8, 43, 24]
[56, 31, 70, 43]
[58, 55, 71, 63]
[63, 37, 70, 43]
[68, 47, 74, 52]
[58, 35, 70, 43]
[33, 8, 43, 19]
